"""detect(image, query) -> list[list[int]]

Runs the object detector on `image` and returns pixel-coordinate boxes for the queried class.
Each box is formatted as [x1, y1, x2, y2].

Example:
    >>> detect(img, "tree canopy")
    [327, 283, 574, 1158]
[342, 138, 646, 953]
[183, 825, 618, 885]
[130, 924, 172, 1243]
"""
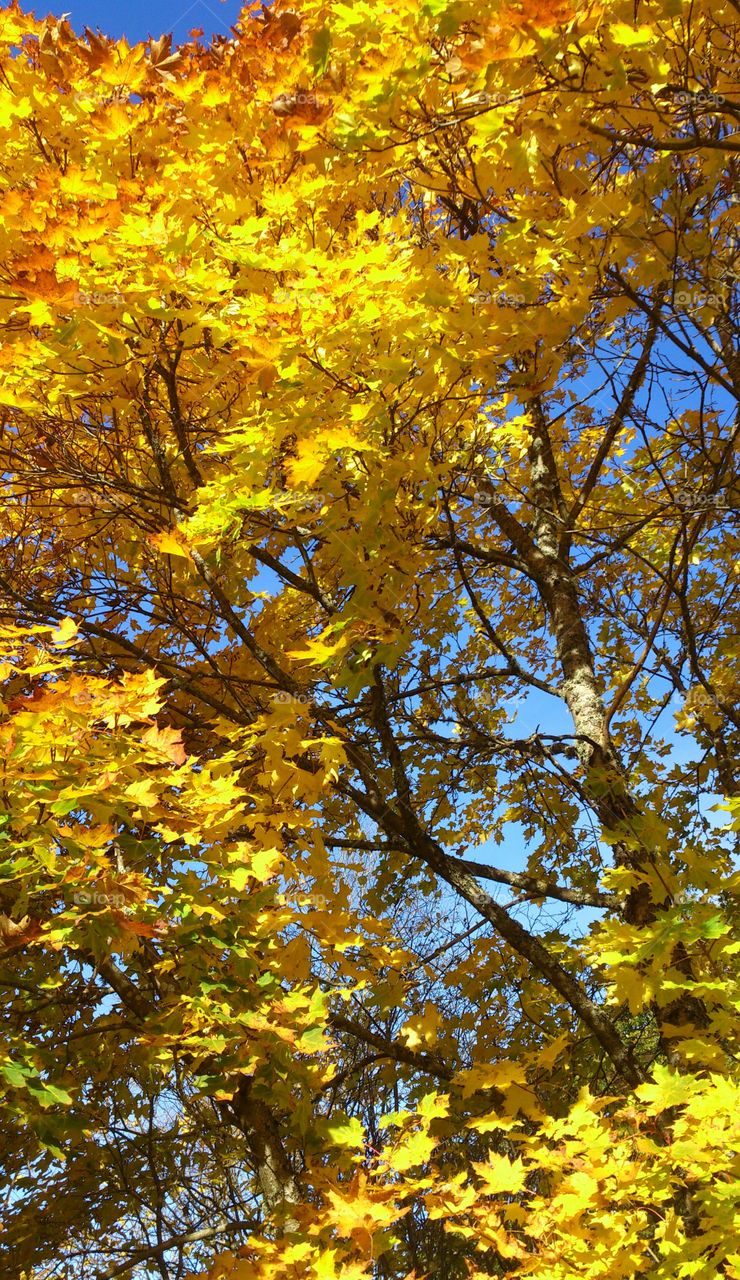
[1, 0, 739, 1276]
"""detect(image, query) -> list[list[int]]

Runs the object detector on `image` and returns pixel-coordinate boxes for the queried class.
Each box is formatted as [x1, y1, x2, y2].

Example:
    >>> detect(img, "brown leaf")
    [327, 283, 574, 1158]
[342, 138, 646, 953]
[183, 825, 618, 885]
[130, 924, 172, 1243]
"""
[0, 914, 42, 950]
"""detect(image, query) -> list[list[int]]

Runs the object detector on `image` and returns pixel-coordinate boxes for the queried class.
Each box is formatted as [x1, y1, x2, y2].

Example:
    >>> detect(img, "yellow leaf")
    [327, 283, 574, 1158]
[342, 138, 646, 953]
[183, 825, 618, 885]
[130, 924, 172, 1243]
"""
[387, 1125, 435, 1173]
[399, 1003, 441, 1049]
[472, 1152, 528, 1195]
[288, 446, 325, 488]
[287, 426, 371, 488]
[458, 1059, 526, 1098]
[50, 617, 79, 649]
[609, 23, 654, 46]
[149, 529, 192, 560]
[251, 847, 284, 881]
[20, 299, 55, 326]
[287, 627, 349, 665]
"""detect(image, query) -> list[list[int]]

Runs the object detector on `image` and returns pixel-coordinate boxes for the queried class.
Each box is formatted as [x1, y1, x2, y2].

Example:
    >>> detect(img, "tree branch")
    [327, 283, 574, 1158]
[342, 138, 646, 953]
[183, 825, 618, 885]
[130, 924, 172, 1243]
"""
[93, 1219, 255, 1280]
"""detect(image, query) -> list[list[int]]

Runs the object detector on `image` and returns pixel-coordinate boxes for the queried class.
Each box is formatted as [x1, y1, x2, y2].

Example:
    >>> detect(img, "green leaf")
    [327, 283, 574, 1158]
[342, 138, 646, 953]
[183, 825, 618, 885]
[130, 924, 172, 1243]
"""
[27, 1081, 74, 1108]
[311, 26, 332, 75]
[325, 1113, 365, 1147]
[1, 1061, 31, 1089]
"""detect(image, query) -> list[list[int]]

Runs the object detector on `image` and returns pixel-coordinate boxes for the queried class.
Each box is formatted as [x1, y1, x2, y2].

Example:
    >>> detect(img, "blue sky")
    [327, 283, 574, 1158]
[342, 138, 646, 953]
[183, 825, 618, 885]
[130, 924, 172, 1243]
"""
[57, 0, 246, 45]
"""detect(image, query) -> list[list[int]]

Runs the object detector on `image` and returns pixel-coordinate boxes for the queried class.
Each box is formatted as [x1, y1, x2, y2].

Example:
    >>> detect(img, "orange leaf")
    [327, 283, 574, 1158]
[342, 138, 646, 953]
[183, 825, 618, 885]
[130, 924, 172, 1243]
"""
[149, 530, 193, 560]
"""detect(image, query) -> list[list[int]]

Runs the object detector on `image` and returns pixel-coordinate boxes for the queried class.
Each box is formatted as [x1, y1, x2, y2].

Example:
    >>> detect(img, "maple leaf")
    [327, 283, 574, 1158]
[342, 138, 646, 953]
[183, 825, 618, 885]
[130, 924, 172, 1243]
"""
[323, 1171, 406, 1248]
[148, 529, 193, 559]
[472, 1152, 529, 1196]
[141, 722, 188, 766]
[49, 617, 79, 649]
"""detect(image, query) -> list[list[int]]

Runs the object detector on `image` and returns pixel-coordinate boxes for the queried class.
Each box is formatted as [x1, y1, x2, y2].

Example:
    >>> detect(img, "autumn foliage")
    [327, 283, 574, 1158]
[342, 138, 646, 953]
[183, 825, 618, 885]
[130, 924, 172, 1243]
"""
[1, 0, 739, 1276]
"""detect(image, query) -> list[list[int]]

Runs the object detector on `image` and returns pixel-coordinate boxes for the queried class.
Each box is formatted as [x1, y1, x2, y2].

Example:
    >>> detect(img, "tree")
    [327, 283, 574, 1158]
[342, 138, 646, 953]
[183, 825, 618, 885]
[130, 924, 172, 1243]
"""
[1, 0, 739, 1276]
